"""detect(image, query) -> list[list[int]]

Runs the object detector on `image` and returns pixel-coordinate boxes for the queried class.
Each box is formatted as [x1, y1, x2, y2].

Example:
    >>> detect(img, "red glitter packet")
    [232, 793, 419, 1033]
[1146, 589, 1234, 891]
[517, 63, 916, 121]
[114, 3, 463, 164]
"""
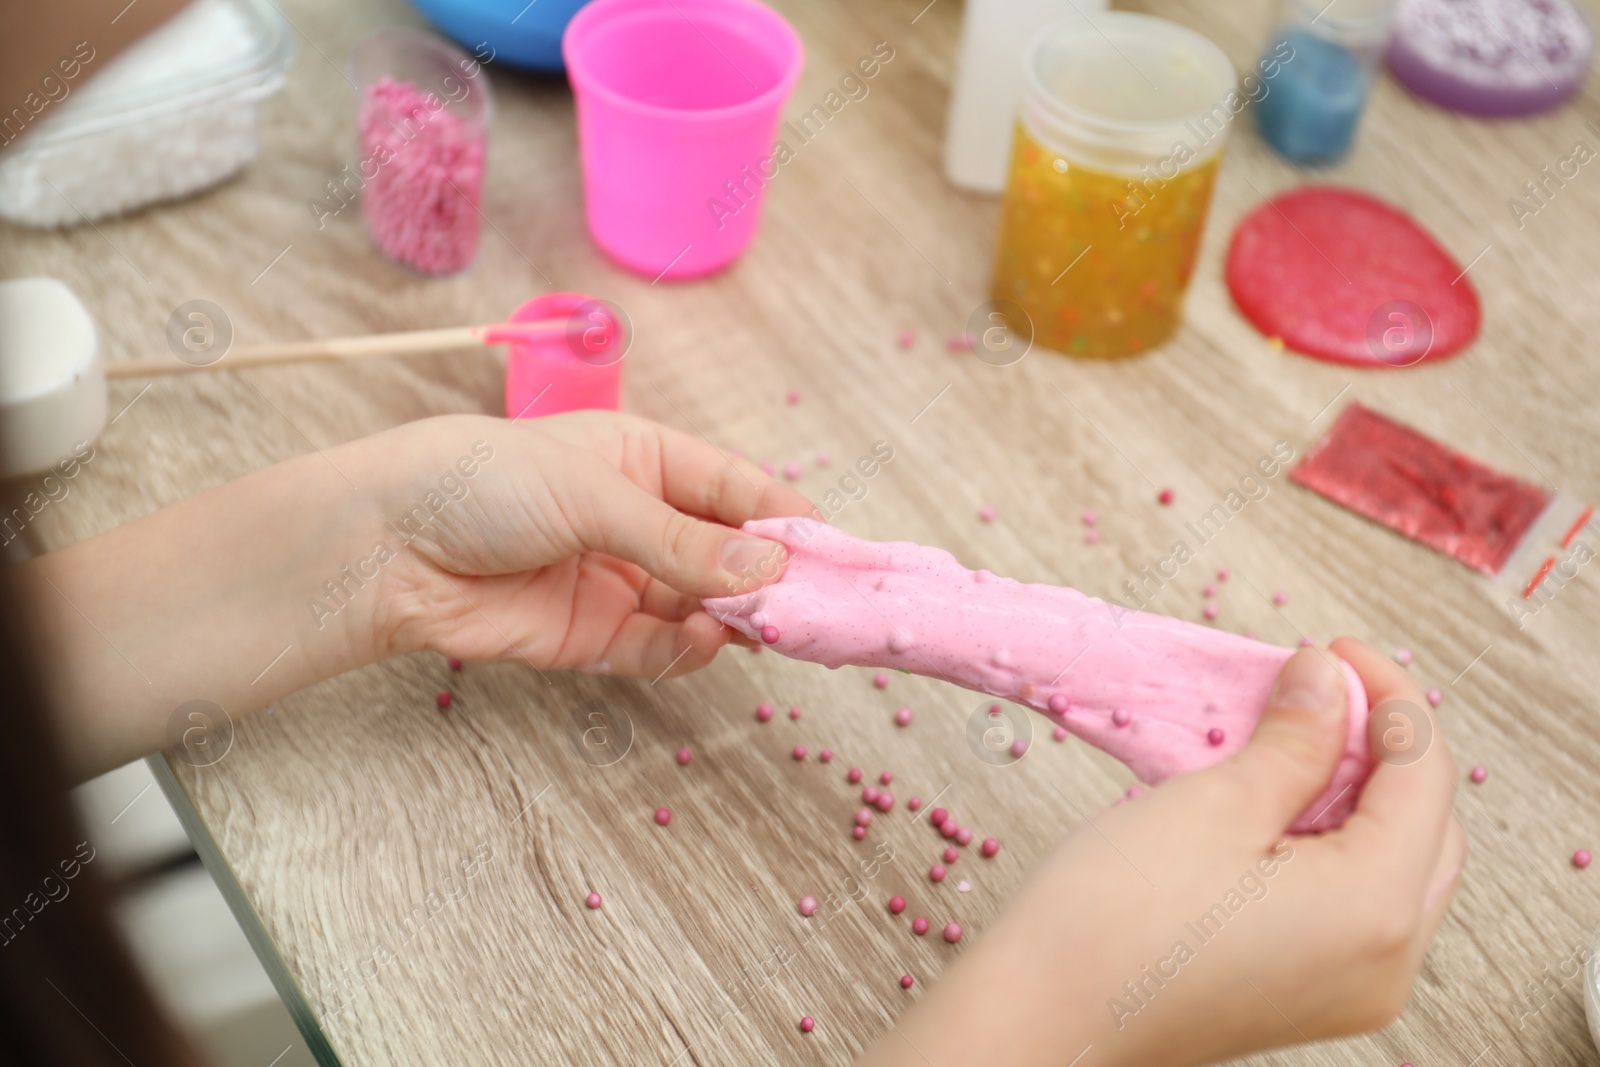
[1291, 403, 1557, 577]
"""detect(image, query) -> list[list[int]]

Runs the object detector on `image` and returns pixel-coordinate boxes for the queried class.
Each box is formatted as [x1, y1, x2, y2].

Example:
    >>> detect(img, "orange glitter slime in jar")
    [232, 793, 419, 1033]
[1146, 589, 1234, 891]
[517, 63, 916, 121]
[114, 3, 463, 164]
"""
[990, 13, 1235, 359]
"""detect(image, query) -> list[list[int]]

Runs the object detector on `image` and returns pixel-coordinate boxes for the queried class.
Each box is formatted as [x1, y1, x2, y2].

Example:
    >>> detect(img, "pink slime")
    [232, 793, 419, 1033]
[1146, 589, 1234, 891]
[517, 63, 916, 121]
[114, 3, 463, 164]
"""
[705, 519, 1372, 833]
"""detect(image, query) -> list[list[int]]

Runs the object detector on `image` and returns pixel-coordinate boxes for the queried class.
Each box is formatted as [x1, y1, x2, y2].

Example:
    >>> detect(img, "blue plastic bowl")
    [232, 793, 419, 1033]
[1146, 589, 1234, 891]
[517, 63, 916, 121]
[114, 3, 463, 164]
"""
[406, 0, 593, 71]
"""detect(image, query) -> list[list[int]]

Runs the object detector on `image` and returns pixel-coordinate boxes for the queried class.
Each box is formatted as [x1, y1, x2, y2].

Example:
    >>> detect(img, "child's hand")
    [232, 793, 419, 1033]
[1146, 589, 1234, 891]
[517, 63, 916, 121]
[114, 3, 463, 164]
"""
[372, 411, 813, 679]
[858, 638, 1463, 1067]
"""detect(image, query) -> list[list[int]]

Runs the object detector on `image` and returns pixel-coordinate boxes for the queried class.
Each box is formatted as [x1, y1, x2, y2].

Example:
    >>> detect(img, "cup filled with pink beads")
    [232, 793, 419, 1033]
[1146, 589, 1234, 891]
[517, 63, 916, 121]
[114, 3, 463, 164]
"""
[348, 29, 493, 275]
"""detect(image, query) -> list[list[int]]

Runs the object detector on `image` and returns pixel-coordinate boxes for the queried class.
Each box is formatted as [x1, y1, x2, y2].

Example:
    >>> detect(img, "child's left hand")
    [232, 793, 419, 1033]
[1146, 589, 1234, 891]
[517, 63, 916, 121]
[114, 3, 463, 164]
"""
[373, 410, 810, 679]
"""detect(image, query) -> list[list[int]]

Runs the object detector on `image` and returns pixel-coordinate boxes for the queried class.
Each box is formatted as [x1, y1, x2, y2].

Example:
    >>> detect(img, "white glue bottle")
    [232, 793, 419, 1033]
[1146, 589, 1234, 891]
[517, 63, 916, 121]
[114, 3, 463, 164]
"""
[943, 0, 1111, 193]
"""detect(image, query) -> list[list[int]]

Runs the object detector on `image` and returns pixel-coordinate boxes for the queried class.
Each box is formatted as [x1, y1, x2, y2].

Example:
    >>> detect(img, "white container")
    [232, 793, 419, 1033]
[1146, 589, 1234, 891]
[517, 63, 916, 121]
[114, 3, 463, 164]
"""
[943, 0, 1110, 193]
[0, 278, 105, 479]
[0, 0, 294, 227]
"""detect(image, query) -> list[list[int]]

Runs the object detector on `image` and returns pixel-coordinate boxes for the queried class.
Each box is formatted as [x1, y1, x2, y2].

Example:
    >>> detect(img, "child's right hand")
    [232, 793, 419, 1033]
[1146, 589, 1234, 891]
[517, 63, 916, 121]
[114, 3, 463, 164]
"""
[857, 638, 1464, 1067]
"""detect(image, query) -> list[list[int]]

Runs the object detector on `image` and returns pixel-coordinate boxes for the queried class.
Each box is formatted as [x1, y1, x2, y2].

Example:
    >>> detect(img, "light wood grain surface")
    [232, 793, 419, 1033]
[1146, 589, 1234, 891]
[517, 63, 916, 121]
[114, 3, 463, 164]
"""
[7, 0, 1600, 1063]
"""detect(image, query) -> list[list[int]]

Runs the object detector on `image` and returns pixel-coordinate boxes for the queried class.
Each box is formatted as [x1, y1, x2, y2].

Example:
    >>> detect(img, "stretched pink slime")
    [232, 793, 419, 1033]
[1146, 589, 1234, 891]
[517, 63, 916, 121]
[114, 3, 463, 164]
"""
[705, 518, 1372, 833]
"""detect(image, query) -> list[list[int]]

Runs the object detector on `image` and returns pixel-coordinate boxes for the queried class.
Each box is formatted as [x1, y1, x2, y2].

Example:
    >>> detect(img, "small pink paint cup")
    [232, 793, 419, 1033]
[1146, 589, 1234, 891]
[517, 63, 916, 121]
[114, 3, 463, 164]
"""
[563, 0, 803, 280]
[496, 291, 626, 419]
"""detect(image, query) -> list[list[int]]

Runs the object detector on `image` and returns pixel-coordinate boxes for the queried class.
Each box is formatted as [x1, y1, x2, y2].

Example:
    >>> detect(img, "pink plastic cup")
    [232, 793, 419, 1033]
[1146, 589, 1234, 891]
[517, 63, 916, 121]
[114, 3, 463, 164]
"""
[496, 291, 626, 419]
[563, 0, 804, 280]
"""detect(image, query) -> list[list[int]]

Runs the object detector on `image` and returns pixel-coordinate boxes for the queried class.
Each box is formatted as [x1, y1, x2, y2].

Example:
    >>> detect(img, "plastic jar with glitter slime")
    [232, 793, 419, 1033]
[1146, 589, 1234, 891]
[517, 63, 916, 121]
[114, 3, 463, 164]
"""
[991, 13, 1235, 359]
[1254, 0, 1397, 164]
[349, 30, 492, 276]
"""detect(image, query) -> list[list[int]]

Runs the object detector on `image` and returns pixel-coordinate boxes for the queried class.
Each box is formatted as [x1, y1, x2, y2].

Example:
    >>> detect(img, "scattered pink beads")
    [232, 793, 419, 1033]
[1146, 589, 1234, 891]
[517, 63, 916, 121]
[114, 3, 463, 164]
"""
[585, 892, 603, 909]
[894, 707, 914, 727]
[1575, 850, 1592, 869]
[1126, 785, 1143, 799]
[875, 793, 895, 813]
[1203, 602, 1219, 620]
[759, 461, 775, 475]
[1112, 708, 1131, 727]
[856, 808, 874, 827]
[900, 973, 915, 989]
[756, 702, 775, 722]
[1203, 584, 1216, 597]
[1084, 530, 1100, 544]
[907, 796, 922, 812]
[943, 922, 964, 943]
[783, 462, 803, 481]
[947, 332, 974, 351]
[798, 895, 819, 916]
[1010, 738, 1029, 758]
[1207, 728, 1226, 746]
[848, 767, 864, 784]
[980, 838, 1000, 858]
[447, 657, 463, 670]
[979, 505, 996, 523]
[792, 745, 808, 760]
[815, 453, 830, 467]
[436, 691, 452, 709]
[954, 827, 973, 846]
[863, 786, 880, 804]
[1052, 725, 1068, 742]
[898, 328, 917, 348]
[358, 78, 485, 275]
[940, 819, 959, 839]
[943, 846, 959, 863]
[873, 671, 890, 689]
[912, 916, 929, 935]
[888, 895, 906, 914]
[1157, 488, 1174, 505]
[929, 864, 946, 882]
[786, 389, 801, 405]
[654, 807, 672, 826]
[1426, 688, 1443, 707]
[1082, 509, 1097, 526]
[852, 826, 867, 840]
[1216, 568, 1229, 581]
[675, 747, 693, 766]
[1272, 591, 1288, 606]
[761, 625, 780, 644]
[1469, 765, 1487, 784]
[928, 807, 948, 826]
[880, 770, 894, 785]
[789, 705, 803, 720]
[799, 1016, 815, 1033]
[1396, 647, 1413, 665]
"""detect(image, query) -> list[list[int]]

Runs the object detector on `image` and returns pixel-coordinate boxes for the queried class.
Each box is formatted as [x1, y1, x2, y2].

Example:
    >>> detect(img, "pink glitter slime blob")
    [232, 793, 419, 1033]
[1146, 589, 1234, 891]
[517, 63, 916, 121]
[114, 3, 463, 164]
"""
[358, 78, 485, 275]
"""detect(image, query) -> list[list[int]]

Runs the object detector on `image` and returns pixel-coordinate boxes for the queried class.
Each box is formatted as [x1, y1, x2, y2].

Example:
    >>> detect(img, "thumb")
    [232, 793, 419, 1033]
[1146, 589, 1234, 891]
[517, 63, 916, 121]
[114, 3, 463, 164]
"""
[1225, 648, 1350, 835]
[563, 462, 789, 599]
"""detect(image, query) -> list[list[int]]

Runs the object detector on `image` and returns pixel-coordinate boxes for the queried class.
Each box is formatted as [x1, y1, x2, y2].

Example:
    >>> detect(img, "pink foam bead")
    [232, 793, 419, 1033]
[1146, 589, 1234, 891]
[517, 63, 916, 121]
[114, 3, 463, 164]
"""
[943, 922, 963, 943]
[585, 892, 603, 909]
[980, 838, 1000, 858]
[954, 827, 973, 846]
[888, 895, 907, 914]
[798, 895, 819, 916]
[911, 916, 929, 935]
[928, 864, 946, 882]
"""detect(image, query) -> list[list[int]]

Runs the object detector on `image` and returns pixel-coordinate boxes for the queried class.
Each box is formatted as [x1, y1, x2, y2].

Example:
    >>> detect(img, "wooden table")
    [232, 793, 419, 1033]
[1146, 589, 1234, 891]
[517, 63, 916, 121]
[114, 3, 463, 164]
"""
[9, 0, 1600, 1062]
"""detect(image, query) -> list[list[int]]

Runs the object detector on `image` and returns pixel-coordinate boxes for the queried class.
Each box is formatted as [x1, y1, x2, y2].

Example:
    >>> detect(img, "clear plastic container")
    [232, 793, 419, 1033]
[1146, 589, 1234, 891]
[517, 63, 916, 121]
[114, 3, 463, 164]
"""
[348, 29, 492, 276]
[1254, 0, 1396, 164]
[991, 13, 1234, 359]
[0, 0, 294, 227]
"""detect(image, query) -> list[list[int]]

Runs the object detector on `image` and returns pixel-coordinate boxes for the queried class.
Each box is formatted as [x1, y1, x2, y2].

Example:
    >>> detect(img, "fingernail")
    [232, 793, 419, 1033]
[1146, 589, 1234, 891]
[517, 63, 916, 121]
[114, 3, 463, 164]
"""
[1270, 649, 1344, 713]
[719, 537, 787, 584]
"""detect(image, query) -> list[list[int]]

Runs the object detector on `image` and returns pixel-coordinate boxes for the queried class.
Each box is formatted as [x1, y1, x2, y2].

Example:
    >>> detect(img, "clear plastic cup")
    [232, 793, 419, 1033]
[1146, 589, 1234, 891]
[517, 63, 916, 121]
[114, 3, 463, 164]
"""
[349, 29, 492, 275]
[991, 13, 1235, 359]
[563, 0, 804, 280]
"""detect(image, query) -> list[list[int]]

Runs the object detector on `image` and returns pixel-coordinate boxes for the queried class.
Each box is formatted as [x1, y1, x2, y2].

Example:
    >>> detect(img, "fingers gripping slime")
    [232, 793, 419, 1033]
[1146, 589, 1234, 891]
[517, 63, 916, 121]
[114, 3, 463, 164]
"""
[706, 520, 1372, 833]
